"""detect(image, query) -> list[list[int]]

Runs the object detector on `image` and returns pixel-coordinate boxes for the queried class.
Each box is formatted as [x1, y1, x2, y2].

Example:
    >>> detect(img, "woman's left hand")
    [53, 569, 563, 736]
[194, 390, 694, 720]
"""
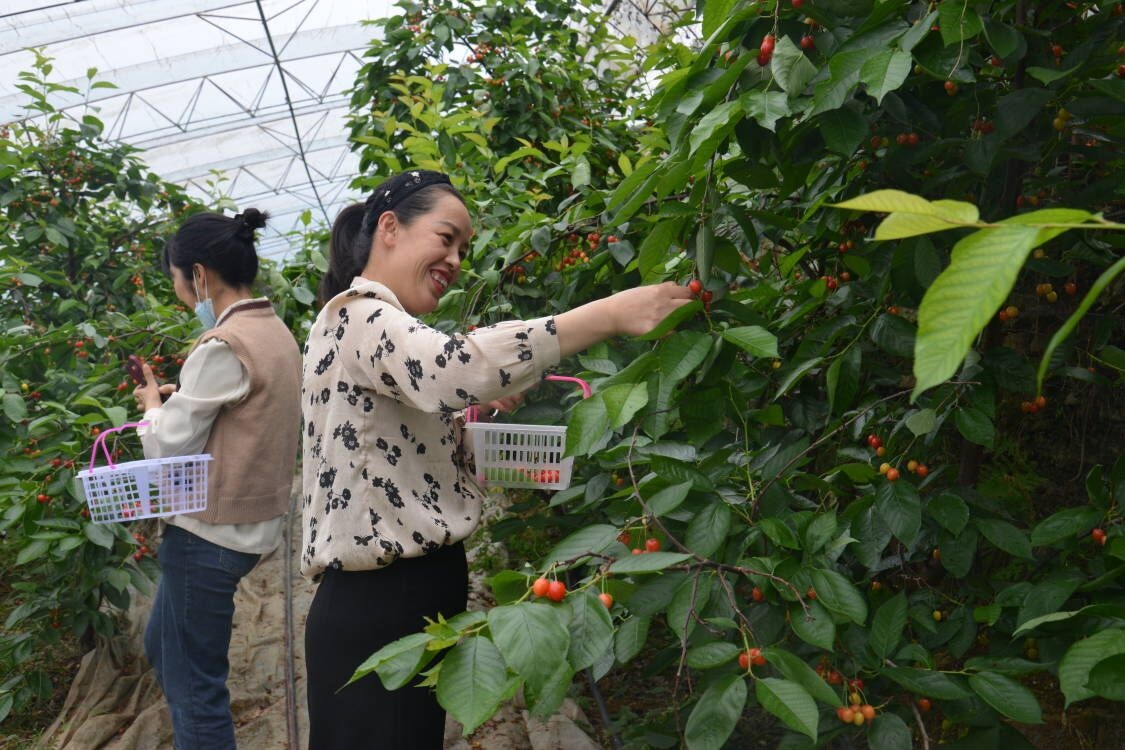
[485, 393, 524, 416]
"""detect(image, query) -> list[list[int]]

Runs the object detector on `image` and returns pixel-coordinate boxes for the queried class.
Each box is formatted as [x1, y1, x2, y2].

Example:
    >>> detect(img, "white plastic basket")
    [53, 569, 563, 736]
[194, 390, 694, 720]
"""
[77, 422, 211, 524]
[466, 375, 590, 491]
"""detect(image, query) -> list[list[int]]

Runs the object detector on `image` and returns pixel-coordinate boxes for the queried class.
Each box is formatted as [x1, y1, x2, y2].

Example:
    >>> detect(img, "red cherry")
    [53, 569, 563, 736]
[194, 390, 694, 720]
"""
[700, 290, 713, 304]
[1092, 528, 1107, 546]
[645, 537, 661, 552]
[546, 580, 567, 602]
[800, 35, 815, 51]
[687, 278, 703, 296]
[885, 468, 901, 482]
[36, 493, 50, 503]
[532, 577, 551, 597]
[598, 592, 614, 609]
[943, 80, 959, 95]
[751, 587, 765, 602]
[757, 50, 772, 67]
[760, 35, 776, 55]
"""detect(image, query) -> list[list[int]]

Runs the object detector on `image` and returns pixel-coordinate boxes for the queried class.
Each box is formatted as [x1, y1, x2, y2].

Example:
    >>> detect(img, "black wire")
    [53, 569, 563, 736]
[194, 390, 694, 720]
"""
[253, 0, 330, 228]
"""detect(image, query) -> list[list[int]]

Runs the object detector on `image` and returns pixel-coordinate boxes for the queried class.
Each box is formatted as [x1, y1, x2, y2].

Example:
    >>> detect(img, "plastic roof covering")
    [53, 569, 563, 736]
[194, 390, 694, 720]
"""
[0, 0, 689, 261]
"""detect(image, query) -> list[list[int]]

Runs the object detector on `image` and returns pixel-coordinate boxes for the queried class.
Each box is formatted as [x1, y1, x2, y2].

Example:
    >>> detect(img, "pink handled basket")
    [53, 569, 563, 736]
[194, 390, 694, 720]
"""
[465, 375, 591, 491]
[76, 422, 211, 524]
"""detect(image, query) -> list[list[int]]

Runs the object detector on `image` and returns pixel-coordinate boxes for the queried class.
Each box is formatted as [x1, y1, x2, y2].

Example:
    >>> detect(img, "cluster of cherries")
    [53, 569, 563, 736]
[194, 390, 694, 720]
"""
[868, 434, 929, 481]
[686, 278, 713, 311]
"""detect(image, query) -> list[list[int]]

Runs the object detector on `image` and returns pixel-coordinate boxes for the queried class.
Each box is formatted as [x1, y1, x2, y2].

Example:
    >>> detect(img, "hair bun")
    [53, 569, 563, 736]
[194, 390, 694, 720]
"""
[239, 208, 269, 231]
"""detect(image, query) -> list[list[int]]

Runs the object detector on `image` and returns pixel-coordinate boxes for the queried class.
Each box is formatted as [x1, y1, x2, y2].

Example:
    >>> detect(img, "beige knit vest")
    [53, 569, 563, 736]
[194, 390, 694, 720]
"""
[185, 301, 301, 524]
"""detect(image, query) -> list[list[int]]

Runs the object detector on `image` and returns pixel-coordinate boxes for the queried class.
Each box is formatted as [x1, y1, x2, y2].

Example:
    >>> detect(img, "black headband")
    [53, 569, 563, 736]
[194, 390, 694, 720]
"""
[361, 170, 453, 236]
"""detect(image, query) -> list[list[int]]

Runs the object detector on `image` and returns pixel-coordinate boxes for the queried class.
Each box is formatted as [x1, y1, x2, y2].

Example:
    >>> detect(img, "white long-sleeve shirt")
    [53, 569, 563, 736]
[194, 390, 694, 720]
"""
[140, 299, 286, 554]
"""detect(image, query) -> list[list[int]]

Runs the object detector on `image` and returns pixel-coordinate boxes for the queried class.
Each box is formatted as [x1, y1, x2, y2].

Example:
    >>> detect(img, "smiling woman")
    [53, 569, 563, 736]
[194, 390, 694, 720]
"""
[299, 168, 693, 749]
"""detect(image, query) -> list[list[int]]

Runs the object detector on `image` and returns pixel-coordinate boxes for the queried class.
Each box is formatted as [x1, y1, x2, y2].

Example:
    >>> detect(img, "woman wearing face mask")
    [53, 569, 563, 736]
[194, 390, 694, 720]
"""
[301, 170, 693, 749]
[133, 208, 301, 750]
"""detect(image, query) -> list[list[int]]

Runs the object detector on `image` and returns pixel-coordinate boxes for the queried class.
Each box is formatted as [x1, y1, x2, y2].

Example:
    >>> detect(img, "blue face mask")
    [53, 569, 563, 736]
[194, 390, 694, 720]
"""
[193, 276, 217, 330]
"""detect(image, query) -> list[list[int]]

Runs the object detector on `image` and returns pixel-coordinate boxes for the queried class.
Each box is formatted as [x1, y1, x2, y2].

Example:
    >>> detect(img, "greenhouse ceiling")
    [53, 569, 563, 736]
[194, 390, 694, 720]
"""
[1, 0, 685, 261]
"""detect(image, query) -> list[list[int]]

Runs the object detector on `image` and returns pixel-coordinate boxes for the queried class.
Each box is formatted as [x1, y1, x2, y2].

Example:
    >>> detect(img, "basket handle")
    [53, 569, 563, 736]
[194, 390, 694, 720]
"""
[87, 421, 149, 470]
[464, 375, 592, 424]
[544, 374, 592, 399]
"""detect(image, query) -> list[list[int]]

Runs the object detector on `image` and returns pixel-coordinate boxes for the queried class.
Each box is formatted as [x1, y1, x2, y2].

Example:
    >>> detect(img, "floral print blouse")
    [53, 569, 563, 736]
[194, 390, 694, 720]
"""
[300, 277, 561, 578]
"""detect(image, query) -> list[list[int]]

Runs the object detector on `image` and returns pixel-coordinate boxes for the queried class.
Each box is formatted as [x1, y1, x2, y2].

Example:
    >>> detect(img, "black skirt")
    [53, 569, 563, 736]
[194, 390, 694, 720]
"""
[304, 542, 469, 750]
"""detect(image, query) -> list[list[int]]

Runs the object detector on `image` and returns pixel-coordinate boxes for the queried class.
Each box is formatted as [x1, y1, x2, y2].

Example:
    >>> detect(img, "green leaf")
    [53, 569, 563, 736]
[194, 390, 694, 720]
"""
[790, 600, 836, 651]
[541, 524, 619, 569]
[809, 569, 867, 625]
[758, 517, 800, 549]
[84, 521, 115, 549]
[765, 649, 842, 707]
[566, 591, 614, 672]
[684, 675, 748, 750]
[349, 631, 434, 689]
[695, 222, 715, 285]
[833, 189, 964, 216]
[868, 711, 912, 750]
[870, 592, 908, 661]
[685, 500, 731, 558]
[487, 602, 570, 691]
[913, 223, 1069, 400]
[955, 407, 995, 449]
[648, 481, 693, 516]
[938, 2, 983, 45]
[819, 105, 869, 156]
[968, 671, 1043, 724]
[882, 667, 972, 700]
[974, 518, 1032, 560]
[771, 36, 817, 96]
[810, 48, 868, 116]
[16, 540, 49, 565]
[875, 199, 980, 240]
[3, 393, 28, 422]
[565, 396, 610, 456]
[983, 18, 1023, 59]
[658, 331, 713, 385]
[1058, 629, 1125, 706]
[741, 90, 790, 132]
[904, 407, 936, 436]
[1086, 654, 1125, 701]
[929, 492, 971, 535]
[601, 382, 649, 428]
[571, 156, 591, 188]
[689, 99, 743, 156]
[860, 49, 912, 104]
[755, 678, 818, 740]
[687, 641, 742, 670]
[875, 481, 921, 546]
[1016, 574, 1083, 631]
[773, 357, 823, 400]
[1014, 604, 1125, 637]
[435, 636, 513, 735]
[827, 346, 861, 415]
[722, 326, 778, 358]
[609, 551, 691, 574]
[614, 615, 650, 663]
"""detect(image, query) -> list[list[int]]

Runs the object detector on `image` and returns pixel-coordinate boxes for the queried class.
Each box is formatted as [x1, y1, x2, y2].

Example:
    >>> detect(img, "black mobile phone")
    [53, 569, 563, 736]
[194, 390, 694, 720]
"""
[125, 355, 146, 386]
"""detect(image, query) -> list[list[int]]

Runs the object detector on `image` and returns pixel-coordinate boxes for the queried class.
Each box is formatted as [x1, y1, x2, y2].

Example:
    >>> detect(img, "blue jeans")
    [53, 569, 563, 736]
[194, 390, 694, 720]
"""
[144, 524, 260, 750]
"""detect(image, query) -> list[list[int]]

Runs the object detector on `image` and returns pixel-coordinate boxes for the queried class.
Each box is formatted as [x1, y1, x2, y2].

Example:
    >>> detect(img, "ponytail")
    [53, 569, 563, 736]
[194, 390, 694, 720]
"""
[318, 203, 368, 305]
